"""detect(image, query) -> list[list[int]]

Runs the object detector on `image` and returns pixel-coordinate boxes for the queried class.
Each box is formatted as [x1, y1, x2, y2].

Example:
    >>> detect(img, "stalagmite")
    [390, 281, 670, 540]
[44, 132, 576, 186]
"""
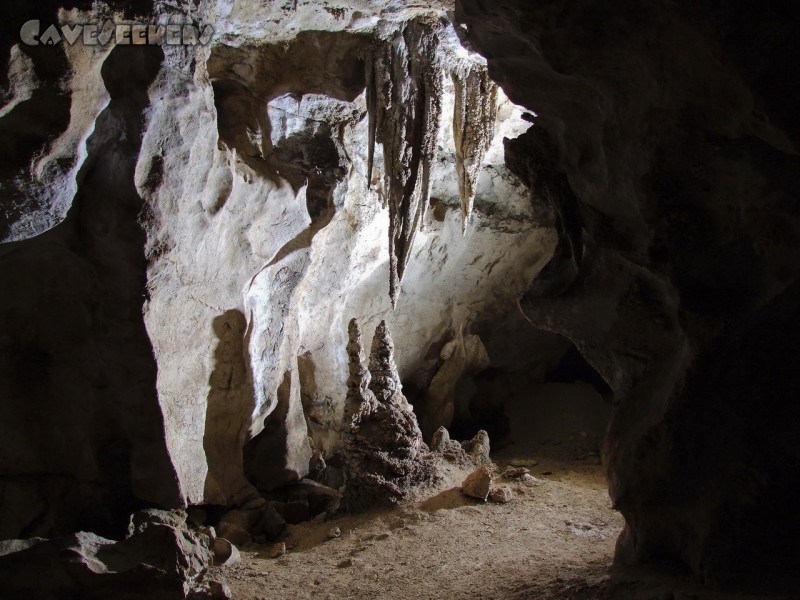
[341, 320, 436, 509]
[368, 320, 406, 407]
[453, 65, 498, 234]
[366, 19, 444, 306]
[343, 318, 377, 424]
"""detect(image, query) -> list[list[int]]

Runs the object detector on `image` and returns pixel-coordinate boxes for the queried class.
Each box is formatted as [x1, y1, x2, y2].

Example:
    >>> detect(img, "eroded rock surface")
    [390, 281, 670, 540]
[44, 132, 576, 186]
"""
[0, 509, 227, 600]
[453, 64, 498, 232]
[0, 0, 554, 539]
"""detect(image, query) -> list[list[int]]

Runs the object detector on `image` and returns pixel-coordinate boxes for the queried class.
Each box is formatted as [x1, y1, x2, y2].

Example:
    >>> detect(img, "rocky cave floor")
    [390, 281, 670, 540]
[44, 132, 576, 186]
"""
[217, 448, 796, 600]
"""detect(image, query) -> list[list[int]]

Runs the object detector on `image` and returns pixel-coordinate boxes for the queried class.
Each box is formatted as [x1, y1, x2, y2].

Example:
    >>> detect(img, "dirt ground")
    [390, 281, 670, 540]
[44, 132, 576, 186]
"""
[212, 382, 790, 599]
[214, 452, 621, 600]
[213, 382, 621, 599]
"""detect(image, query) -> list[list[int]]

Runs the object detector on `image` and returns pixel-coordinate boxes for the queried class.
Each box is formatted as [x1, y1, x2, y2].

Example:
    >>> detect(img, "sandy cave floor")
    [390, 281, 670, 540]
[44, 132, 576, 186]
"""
[214, 453, 622, 600]
[211, 382, 792, 600]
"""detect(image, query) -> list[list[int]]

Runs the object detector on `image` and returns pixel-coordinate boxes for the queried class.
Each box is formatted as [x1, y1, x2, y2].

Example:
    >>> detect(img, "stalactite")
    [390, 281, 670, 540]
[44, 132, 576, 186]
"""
[365, 18, 443, 307]
[453, 64, 498, 234]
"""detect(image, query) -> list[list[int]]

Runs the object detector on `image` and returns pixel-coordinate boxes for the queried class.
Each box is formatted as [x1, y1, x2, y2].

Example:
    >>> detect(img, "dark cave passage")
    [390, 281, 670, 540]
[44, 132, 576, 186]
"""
[410, 332, 613, 467]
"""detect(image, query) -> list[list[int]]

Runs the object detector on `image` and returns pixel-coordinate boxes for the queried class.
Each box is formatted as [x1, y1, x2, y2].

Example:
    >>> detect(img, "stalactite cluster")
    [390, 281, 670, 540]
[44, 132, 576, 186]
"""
[453, 65, 498, 233]
[366, 19, 444, 307]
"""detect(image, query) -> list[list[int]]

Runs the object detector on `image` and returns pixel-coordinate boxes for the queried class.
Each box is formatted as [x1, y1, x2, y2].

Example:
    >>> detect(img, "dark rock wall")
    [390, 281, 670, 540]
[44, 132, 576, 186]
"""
[0, 42, 181, 539]
[458, 0, 800, 587]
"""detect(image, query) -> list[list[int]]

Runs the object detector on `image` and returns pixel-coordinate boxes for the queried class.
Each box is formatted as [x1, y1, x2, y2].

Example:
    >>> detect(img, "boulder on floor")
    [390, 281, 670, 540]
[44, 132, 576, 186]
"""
[0, 509, 228, 599]
[461, 464, 496, 501]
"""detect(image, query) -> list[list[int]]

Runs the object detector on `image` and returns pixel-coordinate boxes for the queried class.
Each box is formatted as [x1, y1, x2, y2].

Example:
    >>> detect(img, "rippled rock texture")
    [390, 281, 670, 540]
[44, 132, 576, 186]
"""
[0, 0, 553, 539]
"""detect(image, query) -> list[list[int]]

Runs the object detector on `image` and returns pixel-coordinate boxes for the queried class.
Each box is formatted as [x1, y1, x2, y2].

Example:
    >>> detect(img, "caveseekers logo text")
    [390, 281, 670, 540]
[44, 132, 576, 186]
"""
[20, 20, 214, 47]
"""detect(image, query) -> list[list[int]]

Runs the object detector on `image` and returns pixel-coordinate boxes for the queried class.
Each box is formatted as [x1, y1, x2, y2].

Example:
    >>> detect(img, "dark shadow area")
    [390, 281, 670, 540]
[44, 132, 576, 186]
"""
[545, 345, 613, 398]
[0, 44, 180, 541]
[202, 309, 256, 505]
[418, 486, 473, 513]
[243, 371, 295, 493]
[445, 339, 612, 462]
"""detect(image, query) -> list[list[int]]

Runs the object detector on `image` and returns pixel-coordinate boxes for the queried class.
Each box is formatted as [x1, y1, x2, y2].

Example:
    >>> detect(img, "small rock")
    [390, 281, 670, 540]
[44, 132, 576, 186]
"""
[461, 464, 495, 501]
[288, 479, 342, 516]
[212, 538, 241, 567]
[254, 504, 286, 541]
[375, 532, 390, 540]
[327, 527, 341, 540]
[501, 466, 530, 479]
[488, 487, 514, 504]
[240, 496, 267, 511]
[128, 508, 188, 536]
[508, 457, 538, 468]
[267, 542, 286, 559]
[206, 579, 232, 599]
[337, 558, 353, 568]
[520, 474, 545, 486]
[217, 516, 251, 548]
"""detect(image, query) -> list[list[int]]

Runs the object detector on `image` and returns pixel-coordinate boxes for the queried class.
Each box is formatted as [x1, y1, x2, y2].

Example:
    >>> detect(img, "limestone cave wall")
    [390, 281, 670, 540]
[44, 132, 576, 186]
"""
[0, 0, 797, 591]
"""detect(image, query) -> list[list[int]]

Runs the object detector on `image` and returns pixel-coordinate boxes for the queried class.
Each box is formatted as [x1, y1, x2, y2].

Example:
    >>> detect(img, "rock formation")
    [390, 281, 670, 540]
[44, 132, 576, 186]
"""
[453, 65, 498, 233]
[458, 0, 800, 588]
[430, 426, 492, 468]
[1, 0, 797, 596]
[422, 328, 491, 438]
[366, 18, 444, 306]
[0, 2, 550, 540]
[342, 319, 436, 509]
[0, 509, 227, 600]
